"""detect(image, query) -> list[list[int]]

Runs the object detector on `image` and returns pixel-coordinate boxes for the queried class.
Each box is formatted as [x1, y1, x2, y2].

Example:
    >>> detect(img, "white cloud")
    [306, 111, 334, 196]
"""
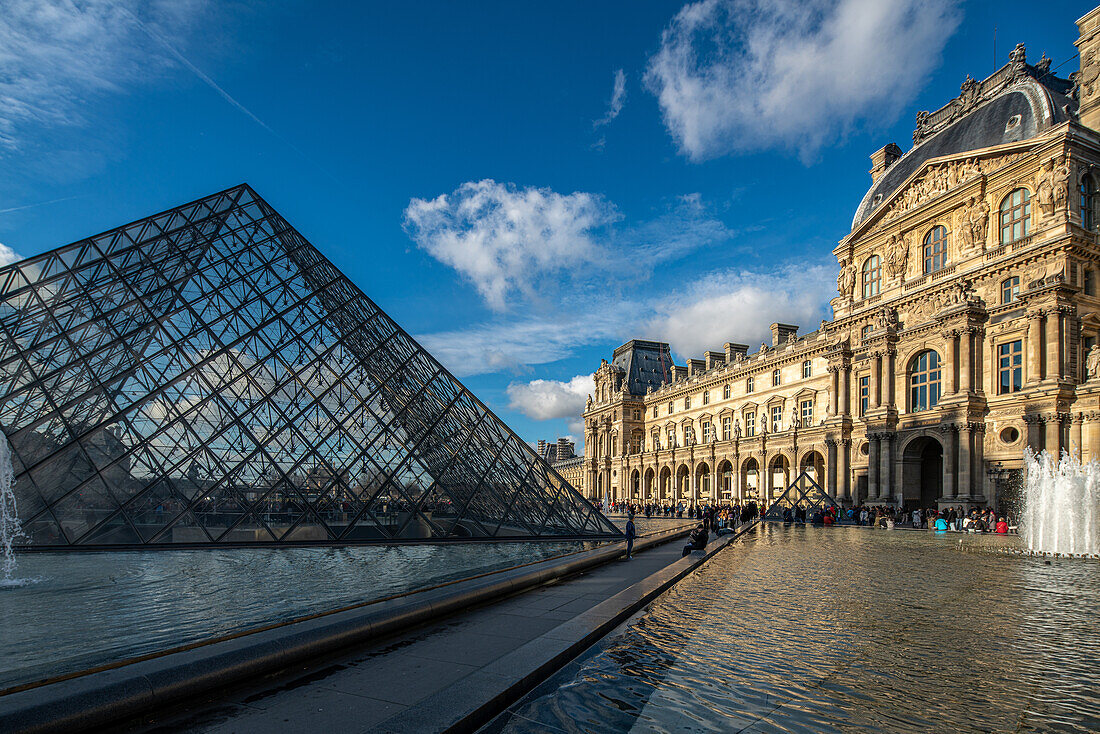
[0, 243, 23, 267]
[646, 261, 837, 356]
[594, 68, 627, 127]
[418, 258, 838, 378]
[506, 374, 594, 421]
[644, 0, 960, 161]
[404, 179, 619, 312]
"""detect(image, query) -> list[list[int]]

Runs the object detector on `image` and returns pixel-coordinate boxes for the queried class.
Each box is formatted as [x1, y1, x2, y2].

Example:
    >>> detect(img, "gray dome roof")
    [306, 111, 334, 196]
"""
[852, 67, 1075, 231]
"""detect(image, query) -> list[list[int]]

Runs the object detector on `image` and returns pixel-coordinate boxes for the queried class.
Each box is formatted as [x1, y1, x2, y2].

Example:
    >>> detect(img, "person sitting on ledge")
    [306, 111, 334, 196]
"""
[933, 513, 949, 532]
[682, 523, 708, 556]
[995, 516, 1009, 534]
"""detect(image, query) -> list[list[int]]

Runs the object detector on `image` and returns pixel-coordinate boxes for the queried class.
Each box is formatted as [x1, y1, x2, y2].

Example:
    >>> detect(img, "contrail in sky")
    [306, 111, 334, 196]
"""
[116, 5, 338, 182]
[0, 195, 84, 216]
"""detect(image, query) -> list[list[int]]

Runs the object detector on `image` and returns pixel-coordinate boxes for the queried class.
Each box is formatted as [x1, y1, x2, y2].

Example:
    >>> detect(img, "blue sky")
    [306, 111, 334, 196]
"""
[0, 0, 1091, 446]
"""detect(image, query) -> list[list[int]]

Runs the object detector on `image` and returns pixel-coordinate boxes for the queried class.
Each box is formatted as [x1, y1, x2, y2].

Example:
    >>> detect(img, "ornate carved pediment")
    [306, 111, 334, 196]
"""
[904, 280, 979, 325]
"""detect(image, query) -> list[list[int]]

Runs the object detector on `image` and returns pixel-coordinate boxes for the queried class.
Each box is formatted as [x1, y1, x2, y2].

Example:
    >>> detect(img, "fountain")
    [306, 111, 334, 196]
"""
[1022, 448, 1100, 557]
[0, 431, 25, 585]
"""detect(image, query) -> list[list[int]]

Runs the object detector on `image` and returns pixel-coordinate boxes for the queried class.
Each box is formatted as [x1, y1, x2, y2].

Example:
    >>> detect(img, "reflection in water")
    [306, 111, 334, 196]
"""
[0, 517, 682, 691]
[502, 525, 1100, 733]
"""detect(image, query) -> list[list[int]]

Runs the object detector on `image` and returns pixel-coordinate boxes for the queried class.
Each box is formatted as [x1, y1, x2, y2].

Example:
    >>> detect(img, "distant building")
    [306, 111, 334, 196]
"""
[536, 437, 577, 464]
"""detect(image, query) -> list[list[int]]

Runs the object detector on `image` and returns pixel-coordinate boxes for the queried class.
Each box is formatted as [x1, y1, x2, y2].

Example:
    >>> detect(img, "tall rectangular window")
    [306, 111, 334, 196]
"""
[860, 375, 869, 416]
[722, 417, 731, 441]
[652, 432, 660, 451]
[800, 399, 813, 426]
[745, 412, 755, 436]
[802, 360, 812, 378]
[771, 405, 782, 432]
[998, 340, 1023, 394]
[684, 396, 691, 410]
[772, 369, 781, 386]
[653, 406, 658, 418]
[702, 422, 712, 442]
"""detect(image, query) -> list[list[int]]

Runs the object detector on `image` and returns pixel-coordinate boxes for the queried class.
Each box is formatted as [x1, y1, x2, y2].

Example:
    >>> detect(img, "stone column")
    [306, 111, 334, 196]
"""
[869, 354, 881, 409]
[826, 440, 838, 498]
[971, 424, 985, 501]
[958, 425, 972, 498]
[943, 425, 957, 500]
[1026, 310, 1043, 383]
[1025, 415, 1042, 454]
[886, 349, 897, 407]
[879, 433, 893, 503]
[840, 365, 851, 416]
[959, 329, 972, 394]
[829, 367, 839, 416]
[1045, 415, 1062, 458]
[1047, 310, 1063, 382]
[868, 434, 880, 500]
[1072, 413, 1084, 459]
[840, 439, 851, 503]
[944, 331, 957, 394]
[1089, 415, 1100, 463]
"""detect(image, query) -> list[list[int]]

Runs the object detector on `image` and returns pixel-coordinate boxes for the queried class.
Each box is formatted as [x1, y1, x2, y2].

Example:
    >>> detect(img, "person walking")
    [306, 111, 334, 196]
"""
[625, 513, 637, 560]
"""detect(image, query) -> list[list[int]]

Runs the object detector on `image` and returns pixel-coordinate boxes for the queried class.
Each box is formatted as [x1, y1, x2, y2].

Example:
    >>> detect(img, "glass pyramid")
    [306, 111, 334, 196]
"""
[762, 471, 841, 521]
[1, 184, 619, 547]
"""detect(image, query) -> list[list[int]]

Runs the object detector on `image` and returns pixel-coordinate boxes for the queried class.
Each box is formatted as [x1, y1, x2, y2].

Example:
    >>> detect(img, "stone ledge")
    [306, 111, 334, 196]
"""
[365, 523, 757, 734]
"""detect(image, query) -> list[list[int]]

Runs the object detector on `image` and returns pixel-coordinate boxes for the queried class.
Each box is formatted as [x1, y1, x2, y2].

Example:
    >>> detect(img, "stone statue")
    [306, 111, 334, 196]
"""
[760, 341, 768, 353]
[837, 259, 856, 297]
[885, 234, 908, 279]
[1088, 345, 1100, 380]
[586, 394, 593, 409]
[1053, 155, 1072, 211]
[734, 419, 741, 438]
[1036, 159, 1057, 217]
[790, 405, 799, 428]
[874, 306, 898, 329]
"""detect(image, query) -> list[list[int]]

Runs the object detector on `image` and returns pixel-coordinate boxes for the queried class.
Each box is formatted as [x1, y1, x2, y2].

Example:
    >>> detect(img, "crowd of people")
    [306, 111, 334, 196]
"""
[846, 505, 1014, 533]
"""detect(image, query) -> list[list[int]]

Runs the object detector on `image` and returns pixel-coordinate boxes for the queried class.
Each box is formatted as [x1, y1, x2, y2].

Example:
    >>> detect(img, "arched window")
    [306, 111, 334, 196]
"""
[746, 376, 754, 393]
[684, 396, 691, 410]
[909, 350, 942, 412]
[1081, 174, 1096, 231]
[723, 383, 730, 399]
[1000, 188, 1031, 244]
[861, 324, 873, 341]
[703, 391, 709, 405]
[802, 360, 812, 378]
[923, 225, 947, 274]
[862, 255, 881, 298]
[1001, 276, 1020, 304]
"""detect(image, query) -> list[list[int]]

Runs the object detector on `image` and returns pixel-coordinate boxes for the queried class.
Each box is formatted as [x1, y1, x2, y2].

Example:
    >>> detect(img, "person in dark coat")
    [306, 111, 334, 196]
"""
[682, 523, 708, 557]
[624, 513, 637, 560]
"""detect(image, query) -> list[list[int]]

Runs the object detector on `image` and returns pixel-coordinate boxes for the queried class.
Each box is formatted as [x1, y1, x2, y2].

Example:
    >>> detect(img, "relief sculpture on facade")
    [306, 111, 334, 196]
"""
[877, 153, 1024, 226]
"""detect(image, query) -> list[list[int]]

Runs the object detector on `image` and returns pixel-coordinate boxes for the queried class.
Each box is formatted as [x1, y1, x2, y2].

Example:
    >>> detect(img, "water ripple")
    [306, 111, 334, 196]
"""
[502, 525, 1100, 733]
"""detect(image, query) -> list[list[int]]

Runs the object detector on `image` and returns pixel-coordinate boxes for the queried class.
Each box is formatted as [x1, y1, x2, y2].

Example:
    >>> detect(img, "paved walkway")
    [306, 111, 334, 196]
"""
[126, 526, 735, 734]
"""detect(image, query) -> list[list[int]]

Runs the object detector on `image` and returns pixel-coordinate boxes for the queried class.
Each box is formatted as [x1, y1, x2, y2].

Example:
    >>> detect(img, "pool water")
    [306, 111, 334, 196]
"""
[0, 517, 687, 692]
[497, 524, 1100, 733]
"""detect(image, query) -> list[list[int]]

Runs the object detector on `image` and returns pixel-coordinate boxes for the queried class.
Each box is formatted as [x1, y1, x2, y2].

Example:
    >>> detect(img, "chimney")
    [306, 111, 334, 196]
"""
[704, 350, 725, 370]
[1077, 7, 1100, 132]
[868, 143, 903, 183]
[687, 358, 706, 376]
[672, 365, 688, 382]
[724, 343, 749, 362]
[771, 323, 799, 346]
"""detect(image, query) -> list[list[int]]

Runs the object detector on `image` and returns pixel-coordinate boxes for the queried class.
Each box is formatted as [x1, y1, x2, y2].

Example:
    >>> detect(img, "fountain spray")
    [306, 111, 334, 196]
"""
[0, 431, 24, 581]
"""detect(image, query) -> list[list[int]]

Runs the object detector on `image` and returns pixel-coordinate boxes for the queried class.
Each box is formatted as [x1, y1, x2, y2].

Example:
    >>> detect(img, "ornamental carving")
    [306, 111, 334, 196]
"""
[1035, 155, 1072, 219]
[877, 153, 1023, 225]
[904, 280, 977, 324]
[837, 259, 856, 297]
[1081, 48, 1100, 101]
[1087, 345, 1100, 381]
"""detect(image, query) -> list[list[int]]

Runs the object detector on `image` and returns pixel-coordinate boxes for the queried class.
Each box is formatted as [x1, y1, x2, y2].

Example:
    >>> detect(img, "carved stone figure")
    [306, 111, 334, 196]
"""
[874, 306, 898, 329]
[960, 196, 990, 253]
[837, 259, 856, 297]
[885, 234, 908, 278]
[1053, 155, 1072, 211]
[1088, 345, 1100, 380]
[734, 419, 741, 438]
[790, 405, 799, 428]
[1036, 159, 1057, 217]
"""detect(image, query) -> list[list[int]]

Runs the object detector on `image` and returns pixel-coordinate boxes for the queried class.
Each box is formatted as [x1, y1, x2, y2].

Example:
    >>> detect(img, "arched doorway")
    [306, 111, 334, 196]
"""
[717, 460, 734, 503]
[769, 454, 791, 502]
[742, 457, 759, 500]
[643, 468, 656, 501]
[901, 435, 943, 508]
[675, 465, 690, 502]
[659, 466, 672, 500]
[630, 469, 641, 499]
[694, 462, 711, 503]
[800, 451, 825, 483]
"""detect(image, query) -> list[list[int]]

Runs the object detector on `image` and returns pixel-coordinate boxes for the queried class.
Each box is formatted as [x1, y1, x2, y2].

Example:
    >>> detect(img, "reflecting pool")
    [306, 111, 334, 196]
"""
[499, 524, 1100, 733]
[0, 517, 686, 692]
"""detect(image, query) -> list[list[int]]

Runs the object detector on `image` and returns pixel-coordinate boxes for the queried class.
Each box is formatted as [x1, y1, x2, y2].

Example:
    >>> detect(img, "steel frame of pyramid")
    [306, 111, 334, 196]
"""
[762, 470, 841, 521]
[1, 184, 620, 548]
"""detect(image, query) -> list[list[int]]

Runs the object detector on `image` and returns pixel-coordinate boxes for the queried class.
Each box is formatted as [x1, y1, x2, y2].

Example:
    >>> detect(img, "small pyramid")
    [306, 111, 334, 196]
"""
[763, 470, 840, 521]
[1, 184, 619, 546]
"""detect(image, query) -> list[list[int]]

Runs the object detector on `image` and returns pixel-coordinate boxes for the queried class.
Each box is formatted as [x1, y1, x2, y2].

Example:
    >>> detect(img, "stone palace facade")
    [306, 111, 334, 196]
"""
[577, 7, 1100, 514]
